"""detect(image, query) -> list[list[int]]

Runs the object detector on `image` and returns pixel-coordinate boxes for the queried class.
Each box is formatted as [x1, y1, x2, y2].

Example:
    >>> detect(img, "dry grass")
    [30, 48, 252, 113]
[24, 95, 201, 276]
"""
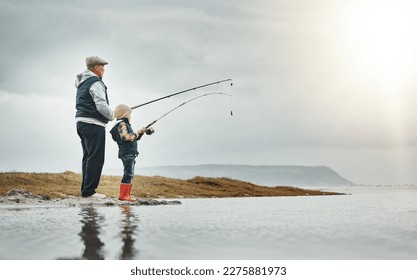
[0, 171, 342, 199]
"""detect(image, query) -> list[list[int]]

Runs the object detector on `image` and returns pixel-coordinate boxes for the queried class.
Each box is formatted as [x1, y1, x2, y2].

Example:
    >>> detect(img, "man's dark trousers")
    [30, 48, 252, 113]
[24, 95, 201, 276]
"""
[76, 122, 106, 197]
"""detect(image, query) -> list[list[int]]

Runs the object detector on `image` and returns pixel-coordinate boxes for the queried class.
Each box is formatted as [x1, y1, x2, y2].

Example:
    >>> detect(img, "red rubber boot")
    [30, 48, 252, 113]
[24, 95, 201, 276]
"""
[127, 184, 136, 201]
[119, 183, 135, 202]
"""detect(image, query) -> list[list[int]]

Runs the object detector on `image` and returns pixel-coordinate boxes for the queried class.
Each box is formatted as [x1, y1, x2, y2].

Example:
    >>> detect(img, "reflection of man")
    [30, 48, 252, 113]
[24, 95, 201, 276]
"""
[119, 206, 139, 259]
[79, 207, 105, 260]
[75, 56, 114, 198]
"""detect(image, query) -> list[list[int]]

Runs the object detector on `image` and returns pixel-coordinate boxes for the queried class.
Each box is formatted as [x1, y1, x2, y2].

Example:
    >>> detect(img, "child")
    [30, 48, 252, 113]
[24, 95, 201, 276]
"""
[110, 104, 153, 201]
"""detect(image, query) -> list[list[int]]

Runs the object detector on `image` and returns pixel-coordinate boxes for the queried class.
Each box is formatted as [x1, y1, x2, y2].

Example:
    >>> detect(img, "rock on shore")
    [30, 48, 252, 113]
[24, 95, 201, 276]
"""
[0, 189, 181, 207]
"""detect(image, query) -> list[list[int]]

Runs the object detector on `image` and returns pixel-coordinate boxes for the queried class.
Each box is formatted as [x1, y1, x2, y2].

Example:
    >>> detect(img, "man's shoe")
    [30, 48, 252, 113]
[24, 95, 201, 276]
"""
[88, 193, 106, 199]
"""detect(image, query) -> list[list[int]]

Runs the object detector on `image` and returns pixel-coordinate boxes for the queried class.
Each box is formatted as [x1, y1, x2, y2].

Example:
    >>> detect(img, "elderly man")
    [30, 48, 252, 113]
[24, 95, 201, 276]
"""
[75, 56, 114, 198]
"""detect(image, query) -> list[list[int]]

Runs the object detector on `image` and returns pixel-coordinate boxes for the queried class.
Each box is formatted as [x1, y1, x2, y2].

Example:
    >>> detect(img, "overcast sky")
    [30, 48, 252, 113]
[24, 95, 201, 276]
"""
[1, 0, 417, 185]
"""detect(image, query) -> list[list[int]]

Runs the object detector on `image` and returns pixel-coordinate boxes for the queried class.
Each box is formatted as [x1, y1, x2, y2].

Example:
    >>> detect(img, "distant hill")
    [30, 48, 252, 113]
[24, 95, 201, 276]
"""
[137, 164, 355, 187]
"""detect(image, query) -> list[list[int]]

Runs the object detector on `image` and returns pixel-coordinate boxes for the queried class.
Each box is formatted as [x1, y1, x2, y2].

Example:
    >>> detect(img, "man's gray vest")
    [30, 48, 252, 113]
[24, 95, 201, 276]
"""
[75, 76, 109, 124]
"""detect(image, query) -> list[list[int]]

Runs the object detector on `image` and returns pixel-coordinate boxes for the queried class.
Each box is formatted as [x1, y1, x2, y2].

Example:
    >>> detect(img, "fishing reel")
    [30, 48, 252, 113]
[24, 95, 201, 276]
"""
[145, 127, 154, 135]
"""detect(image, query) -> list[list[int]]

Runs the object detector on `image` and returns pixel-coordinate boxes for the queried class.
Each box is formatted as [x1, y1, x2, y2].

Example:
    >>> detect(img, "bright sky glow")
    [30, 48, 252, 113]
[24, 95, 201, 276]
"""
[2, 0, 417, 184]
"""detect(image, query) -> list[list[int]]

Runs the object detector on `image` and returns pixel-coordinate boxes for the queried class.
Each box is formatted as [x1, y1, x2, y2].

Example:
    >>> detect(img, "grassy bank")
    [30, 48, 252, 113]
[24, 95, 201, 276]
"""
[0, 171, 342, 199]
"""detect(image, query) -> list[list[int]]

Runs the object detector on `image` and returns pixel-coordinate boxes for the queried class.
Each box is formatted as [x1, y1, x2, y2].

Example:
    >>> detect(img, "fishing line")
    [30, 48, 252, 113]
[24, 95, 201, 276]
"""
[143, 92, 233, 132]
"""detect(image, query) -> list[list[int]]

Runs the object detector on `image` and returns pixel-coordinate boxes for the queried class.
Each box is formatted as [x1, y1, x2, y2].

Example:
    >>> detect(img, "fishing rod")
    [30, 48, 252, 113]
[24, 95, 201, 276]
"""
[131, 78, 233, 110]
[143, 92, 232, 134]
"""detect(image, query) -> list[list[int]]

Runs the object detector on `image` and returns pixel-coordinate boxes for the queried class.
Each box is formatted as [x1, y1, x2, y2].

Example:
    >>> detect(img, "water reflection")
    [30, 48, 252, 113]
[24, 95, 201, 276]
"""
[77, 206, 139, 260]
[79, 207, 105, 260]
[119, 206, 139, 259]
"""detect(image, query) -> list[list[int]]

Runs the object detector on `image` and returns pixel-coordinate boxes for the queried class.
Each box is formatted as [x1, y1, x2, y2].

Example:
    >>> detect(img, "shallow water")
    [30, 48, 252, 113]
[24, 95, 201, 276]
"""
[1, 186, 416, 259]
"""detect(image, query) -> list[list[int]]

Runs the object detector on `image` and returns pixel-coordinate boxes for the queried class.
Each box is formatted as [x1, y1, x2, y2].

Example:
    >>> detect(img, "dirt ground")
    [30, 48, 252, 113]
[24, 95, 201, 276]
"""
[0, 171, 343, 201]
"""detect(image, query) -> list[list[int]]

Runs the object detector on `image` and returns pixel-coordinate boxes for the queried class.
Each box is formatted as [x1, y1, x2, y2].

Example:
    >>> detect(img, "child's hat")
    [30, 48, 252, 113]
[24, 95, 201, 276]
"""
[114, 104, 132, 119]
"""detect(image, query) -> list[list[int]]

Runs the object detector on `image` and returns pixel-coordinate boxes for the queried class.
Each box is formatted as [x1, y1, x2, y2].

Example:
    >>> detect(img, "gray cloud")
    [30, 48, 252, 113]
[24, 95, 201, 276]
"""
[1, 0, 417, 184]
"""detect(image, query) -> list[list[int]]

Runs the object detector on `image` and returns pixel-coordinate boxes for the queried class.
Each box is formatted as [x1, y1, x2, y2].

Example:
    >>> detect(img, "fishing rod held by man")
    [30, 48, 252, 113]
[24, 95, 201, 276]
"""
[144, 92, 232, 129]
[131, 78, 233, 110]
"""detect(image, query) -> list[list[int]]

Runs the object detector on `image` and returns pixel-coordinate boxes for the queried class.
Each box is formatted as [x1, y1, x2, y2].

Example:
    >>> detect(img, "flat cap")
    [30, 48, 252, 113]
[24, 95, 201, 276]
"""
[86, 56, 108, 67]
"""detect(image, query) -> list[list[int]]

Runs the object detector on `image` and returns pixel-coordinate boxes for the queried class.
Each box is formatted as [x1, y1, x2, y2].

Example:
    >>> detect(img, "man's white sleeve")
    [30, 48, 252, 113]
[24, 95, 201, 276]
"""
[89, 81, 114, 120]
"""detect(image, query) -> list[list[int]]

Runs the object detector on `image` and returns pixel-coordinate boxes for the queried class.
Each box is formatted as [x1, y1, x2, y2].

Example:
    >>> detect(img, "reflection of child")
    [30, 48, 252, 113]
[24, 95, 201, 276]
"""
[110, 104, 153, 202]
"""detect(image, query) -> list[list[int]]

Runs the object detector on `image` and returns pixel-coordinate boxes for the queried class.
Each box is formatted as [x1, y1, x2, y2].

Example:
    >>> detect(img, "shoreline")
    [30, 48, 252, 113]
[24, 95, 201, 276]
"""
[0, 189, 181, 207]
[0, 171, 344, 207]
